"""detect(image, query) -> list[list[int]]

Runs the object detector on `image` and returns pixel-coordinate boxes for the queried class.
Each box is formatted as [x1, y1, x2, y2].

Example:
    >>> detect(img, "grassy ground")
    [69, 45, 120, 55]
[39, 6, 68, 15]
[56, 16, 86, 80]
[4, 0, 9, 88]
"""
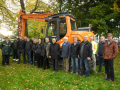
[0, 50, 120, 90]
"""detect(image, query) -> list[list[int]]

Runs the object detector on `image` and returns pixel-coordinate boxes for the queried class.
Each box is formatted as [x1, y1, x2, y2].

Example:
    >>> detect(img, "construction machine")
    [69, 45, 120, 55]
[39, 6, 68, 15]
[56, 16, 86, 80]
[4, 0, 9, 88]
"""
[18, 9, 94, 70]
[18, 10, 94, 48]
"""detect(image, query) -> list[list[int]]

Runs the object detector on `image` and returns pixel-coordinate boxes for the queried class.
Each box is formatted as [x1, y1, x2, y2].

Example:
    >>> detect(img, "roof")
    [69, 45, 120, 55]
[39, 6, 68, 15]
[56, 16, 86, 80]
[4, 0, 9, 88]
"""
[45, 12, 76, 21]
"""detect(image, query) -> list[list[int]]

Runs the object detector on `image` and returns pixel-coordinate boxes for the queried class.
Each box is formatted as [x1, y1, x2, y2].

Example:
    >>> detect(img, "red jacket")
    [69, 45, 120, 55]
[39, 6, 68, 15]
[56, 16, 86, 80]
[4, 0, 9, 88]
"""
[103, 40, 118, 60]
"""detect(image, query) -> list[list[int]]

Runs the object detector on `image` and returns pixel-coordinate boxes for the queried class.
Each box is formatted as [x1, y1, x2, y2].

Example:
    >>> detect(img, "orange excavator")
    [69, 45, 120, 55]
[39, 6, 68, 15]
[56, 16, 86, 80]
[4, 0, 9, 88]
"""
[18, 9, 94, 48]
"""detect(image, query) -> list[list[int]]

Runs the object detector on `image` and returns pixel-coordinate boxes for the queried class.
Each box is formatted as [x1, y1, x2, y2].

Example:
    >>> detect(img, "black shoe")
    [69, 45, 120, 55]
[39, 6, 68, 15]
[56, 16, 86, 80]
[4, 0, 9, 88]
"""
[85, 75, 89, 79]
[52, 69, 55, 71]
[43, 68, 45, 70]
[2, 65, 4, 67]
[109, 80, 114, 83]
[7, 64, 10, 66]
[17, 63, 20, 64]
[47, 67, 50, 69]
[104, 78, 110, 80]
[56, 70, 58, 73]
[80, 74, 85, 76]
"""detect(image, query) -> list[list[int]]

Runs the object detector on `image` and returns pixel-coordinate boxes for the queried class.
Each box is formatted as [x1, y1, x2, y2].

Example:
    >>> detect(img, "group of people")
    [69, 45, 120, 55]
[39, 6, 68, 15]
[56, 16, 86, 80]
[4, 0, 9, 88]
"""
[0, 33, 119, 83]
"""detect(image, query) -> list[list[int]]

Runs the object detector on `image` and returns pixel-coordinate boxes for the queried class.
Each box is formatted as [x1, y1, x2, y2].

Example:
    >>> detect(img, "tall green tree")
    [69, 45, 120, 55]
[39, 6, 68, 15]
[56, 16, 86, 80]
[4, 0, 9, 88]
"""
[26, 0, 59, 39]
[19, 0, 39, 37]
[56, 0, 120, 36]
[0, 0, 17, 31]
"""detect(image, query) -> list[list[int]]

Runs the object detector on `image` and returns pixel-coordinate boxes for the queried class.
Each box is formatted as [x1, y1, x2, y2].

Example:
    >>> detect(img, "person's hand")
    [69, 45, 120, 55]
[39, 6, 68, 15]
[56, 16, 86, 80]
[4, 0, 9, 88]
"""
[35, 51, 36, 53]
[68, 57, 70, 58]
[49, 56, 51, 58]
[97, 55, 99, 57]
[88, 57, 91, 60]
[46, 54, 48, 56]
[78, 55, 80, 58]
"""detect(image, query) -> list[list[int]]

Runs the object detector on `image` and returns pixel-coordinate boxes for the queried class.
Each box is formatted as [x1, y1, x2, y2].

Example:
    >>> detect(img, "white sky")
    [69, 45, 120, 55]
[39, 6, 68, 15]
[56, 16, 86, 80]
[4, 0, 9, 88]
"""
[0, 0, 49, 36]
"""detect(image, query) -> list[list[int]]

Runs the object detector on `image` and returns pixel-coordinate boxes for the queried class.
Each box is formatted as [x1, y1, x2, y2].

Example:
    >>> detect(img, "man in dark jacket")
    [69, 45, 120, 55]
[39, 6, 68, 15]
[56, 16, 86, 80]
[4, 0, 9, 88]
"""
[79, 35, 92, 78]
[49, 38, 60, 72]
[97, 36, 106, 75]
[0, 37, 12, 66]
[71, 37, 80, 75]
[35, 38, 44, 68]
[17, 36, 26, 64]
[61, 37, 71, 73]
[11, 37, 18, 61]
[25, 38, 32, 64]
[24, 36, 27, 63]
[31, 37, 35, 64]
[43, 38, 51, 70]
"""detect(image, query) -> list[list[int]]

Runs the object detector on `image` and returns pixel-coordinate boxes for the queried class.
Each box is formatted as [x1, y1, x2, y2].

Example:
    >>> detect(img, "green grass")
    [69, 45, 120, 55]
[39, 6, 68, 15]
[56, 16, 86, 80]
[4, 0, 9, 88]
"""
[0, 49, 120, 90]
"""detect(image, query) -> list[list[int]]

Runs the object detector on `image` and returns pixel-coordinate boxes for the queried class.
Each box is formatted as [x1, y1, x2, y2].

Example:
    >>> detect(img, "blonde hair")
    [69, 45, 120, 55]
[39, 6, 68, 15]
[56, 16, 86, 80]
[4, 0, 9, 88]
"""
[107, 33, 113, 37]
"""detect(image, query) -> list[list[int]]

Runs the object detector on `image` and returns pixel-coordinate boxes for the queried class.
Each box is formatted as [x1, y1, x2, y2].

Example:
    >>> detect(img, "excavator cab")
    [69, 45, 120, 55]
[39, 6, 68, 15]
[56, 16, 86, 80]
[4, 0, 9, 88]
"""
[45, 16, 67, 43]
[44, 13, 94, 48]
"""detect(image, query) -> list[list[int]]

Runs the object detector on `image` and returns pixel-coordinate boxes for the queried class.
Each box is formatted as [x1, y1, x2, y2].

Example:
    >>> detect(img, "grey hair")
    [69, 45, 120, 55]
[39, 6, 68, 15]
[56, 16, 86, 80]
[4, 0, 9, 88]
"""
[64, 37, 68, 40]
[34, 39, 38, 43]
[52, 38, 56, 40]
[45, 38, 49, 40]
[73, 37, 77, 39]
[84, 35, 88, 38]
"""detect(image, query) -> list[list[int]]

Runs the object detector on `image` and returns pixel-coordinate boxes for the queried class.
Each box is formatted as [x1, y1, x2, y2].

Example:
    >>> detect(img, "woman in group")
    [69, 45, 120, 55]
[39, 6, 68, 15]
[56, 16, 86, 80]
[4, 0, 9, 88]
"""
[35, 38, 44, 68]
[32, 39, 38, 65]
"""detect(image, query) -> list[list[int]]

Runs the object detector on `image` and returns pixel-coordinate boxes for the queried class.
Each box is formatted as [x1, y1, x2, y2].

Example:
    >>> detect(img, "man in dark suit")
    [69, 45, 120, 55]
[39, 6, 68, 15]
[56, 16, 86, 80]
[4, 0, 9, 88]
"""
[79, 35, 92, 78]
[49, 38, 60, 72]
[17, 36, 26, 64]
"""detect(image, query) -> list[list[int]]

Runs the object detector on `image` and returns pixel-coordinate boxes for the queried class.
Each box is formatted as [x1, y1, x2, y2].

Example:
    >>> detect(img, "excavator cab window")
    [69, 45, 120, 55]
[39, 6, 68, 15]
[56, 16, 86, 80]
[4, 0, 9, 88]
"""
[59, 18, 67, 39]
[71, 19, 76, 30]
[47, 21, 57, 36]
[46, 17, 67, 42]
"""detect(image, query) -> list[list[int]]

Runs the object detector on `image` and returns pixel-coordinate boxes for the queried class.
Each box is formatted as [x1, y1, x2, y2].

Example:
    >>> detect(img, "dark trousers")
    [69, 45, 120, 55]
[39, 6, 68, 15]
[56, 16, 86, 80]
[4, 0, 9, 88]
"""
[25, 52, 31, 64]
[80, 57, 90, 76]
[104, 59, 114, 81]
[53, 59, 58, 71]
[33, 53, 37, 65]
[2, 55, 9, 65]
[18, 50, 26, 64]
[13, 50, 18, 59]
[36, 54, 42, 68]
[43, 55, 50, 69]
[31, 50, 33, 63]
[98, 56, 104, 72]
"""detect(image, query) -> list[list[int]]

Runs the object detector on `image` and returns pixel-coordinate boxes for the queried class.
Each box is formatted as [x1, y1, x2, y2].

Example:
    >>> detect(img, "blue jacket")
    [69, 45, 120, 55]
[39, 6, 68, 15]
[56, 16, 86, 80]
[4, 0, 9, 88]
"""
[61, 41, 71, 58]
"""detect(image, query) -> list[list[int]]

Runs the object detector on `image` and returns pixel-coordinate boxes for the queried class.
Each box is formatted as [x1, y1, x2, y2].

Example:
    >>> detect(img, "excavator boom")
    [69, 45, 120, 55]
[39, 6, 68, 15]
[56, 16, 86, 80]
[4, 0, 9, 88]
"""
[18, 9, 53, 38]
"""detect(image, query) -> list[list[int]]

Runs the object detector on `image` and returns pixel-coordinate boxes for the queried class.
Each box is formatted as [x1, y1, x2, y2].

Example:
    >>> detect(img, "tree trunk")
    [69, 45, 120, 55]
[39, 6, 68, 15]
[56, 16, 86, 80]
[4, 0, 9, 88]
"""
[20, 0, 39, 37]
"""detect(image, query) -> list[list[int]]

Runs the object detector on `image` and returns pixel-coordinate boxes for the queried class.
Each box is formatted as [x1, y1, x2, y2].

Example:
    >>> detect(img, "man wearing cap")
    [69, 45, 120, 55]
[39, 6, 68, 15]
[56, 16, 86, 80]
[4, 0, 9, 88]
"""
[0, 37, 12, 66]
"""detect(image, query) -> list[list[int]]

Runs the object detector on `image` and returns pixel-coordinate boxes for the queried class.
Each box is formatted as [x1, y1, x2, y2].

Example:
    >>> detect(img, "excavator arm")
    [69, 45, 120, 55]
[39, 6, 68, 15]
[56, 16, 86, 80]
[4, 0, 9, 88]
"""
[18, 9, 53, 39]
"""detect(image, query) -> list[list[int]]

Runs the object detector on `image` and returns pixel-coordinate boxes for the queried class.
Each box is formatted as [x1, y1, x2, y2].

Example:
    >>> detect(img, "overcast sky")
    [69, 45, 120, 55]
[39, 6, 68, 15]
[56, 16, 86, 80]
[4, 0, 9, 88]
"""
[0, 0, 49, 36]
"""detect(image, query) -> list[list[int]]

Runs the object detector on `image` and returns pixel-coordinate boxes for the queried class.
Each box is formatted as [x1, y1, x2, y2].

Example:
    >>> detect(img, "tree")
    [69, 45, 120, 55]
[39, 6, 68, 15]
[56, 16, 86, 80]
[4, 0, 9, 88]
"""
[0, 0, 17, 31]
[56, 0, 120, 36]
[25, 0, 58, 39]
[19, 0, 39, 37]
